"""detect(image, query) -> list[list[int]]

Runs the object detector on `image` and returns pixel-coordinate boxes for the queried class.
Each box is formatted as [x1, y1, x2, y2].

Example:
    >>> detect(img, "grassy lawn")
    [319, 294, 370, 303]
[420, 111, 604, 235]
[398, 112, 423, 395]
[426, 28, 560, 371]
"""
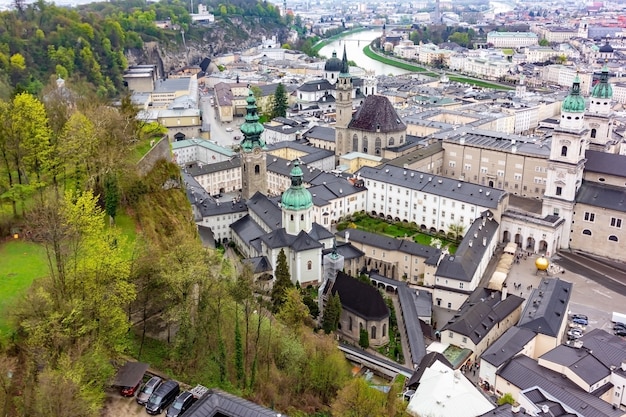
[363, 45, 438, 76]
[502, 48, 514, 55]
[338, 214, 458, 254]
[0, 240, 49, 339]
[447, 75, 514, 90]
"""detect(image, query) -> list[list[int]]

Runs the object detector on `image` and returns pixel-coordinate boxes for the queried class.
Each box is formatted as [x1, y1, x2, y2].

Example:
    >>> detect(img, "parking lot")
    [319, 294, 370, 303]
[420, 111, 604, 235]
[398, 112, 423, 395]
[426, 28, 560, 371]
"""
[505, 251, 626, 337]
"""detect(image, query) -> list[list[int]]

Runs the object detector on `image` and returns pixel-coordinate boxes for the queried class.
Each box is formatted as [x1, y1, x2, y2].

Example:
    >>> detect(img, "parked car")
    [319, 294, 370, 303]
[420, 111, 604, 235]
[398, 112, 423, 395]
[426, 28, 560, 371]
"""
[613, 322, 626, 330]
[615, 328, 626, 337]
[146, 380, 180, 415]
[136, 377, 163, 406]
[572, 317, 588, 326]
[571, 314, 588, 321]
[225, 127, 233, 132]
[567, 328, 583, 339]
[166, 391, 197, 417]
[121, 380, 142, 397]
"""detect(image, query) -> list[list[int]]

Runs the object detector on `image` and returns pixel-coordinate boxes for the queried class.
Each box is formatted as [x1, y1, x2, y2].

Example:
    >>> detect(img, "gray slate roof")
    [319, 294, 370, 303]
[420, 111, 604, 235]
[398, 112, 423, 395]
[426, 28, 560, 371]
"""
[298, 79, 334, 92]
[396, 279, 428, 365]
[331, 271, 389, 321]
[540, 344, 610, 385]
[183, 388, 284, 417]
[302, 125, 336, 142]
[435, 212, 499, 282]
[576, 181, 626, 213]
[517, 278, 572, 337]
[406, 352, 453, 389]
[584, 150, 626, 178]
[335, 229, 441, 260]
[357, 164, 506, 208]
[578, 328, 626, 370]
[321, 242, 364, 260]
[442, 287, 524, 344]
[243, 256, 273, 274]
[230, 215, 267, 248]
[480, 326, 536, 367]
[348, 95, 406, 133]
[496, 355, 623, 417]
[247, 192, 282, 230]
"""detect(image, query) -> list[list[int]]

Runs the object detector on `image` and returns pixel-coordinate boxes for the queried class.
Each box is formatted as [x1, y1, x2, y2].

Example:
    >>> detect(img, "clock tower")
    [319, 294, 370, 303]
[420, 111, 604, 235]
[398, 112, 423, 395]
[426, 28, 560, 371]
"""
[240, 90, 267, 200]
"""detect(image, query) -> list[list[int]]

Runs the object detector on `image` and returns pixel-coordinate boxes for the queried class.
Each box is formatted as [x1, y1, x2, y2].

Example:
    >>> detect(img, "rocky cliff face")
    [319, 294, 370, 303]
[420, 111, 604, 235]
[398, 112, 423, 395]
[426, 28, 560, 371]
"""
[125, 18, 287, 76]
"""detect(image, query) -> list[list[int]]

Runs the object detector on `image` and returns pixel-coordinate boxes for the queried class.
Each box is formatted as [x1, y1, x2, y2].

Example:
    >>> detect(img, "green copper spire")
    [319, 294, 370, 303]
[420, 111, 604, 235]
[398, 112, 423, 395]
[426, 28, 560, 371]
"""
[561, 74, 586, 113]
[591, 64, 613, 99]
[240, 89, 266, 152]
[281, 160, 313, 211]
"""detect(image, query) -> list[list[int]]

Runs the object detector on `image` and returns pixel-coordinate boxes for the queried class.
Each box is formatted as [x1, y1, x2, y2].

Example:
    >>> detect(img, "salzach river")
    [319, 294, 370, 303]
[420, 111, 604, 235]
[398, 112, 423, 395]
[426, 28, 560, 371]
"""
[318, 30, 410, 76]
[318, 0, 515, 77]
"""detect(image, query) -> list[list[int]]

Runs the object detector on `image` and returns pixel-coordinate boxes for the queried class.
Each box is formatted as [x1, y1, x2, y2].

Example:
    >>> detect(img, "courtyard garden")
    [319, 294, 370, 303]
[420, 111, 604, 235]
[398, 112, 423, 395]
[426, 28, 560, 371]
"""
[336, 212, 458, 254]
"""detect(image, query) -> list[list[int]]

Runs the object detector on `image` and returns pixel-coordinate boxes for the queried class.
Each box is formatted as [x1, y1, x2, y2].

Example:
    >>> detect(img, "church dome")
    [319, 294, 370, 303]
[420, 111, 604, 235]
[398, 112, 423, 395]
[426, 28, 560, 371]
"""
[324, 51, 342, 72]
[561, 75, 586, 113]
[599, 40, 614, 53]
[591, 66, 613, 99]
[281, 160, 313, 211]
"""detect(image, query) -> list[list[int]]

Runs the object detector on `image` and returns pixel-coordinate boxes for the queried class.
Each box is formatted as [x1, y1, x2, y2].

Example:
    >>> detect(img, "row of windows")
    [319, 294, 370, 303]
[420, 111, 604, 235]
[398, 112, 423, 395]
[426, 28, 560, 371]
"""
[583, 212, 622, 228]
[581, 230, 619, 242]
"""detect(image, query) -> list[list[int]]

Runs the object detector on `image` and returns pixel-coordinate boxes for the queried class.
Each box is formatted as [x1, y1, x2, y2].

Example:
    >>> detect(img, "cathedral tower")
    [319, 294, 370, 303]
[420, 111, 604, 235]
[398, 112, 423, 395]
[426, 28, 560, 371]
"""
[240, 90, 267, 199]
[543, 75, 587, 249]
[587, 65, 614, 151]
[335, 46, 353, 158]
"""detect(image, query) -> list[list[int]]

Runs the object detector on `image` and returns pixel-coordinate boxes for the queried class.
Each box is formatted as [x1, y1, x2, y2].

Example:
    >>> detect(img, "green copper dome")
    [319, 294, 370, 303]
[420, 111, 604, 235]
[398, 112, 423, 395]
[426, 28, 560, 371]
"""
[561, 75, 586, 113]
[240, 89, 266, 152]
[591, 65, 613, 99]
[281, 160, 313, 211]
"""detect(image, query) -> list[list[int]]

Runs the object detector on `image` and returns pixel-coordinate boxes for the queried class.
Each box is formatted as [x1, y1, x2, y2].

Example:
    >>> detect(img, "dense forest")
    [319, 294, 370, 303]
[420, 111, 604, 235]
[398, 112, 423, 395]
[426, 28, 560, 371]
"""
[0, 0, 288, 98]
[0, 1, 407, 416]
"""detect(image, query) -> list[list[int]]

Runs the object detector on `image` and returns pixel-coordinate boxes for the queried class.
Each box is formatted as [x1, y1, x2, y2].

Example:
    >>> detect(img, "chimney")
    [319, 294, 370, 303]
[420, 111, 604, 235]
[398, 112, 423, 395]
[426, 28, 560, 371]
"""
[483, 237, 487, 246]
[622, 361, 626, 372]
[345, 231, 350, 243]
[541, 405, 550, 414]
[511, 403, 521, 414]
[501, 286, 508, 301]
[469, 239, 473, 247]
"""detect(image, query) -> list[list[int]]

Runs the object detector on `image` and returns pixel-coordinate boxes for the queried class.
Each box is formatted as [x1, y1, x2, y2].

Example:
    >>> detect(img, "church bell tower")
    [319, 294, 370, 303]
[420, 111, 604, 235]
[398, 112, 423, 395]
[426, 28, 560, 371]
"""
[240, 90, 267, 199]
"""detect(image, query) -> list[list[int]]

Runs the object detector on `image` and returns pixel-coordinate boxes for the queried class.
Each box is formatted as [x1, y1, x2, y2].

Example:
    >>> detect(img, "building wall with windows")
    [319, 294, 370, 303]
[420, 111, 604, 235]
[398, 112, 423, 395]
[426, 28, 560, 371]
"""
[570, 203, 624, 259]
[441, 141, 548, 199]
[487, 31, 538, 48]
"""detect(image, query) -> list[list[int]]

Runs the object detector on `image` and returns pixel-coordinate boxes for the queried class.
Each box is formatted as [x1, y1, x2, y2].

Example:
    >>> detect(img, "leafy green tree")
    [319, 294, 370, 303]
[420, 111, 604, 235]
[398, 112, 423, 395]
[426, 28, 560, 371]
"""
[104, 173, 119, 224]
[359, 328, 370, 349]
[322, 292, 342, 334]
[277, 287, 309, 333]
[539, 38, 549, 46]
[331, 378, 387, 417]
[498, 393, 516, 406]
[272, 83, 288, 118]
[447, 222, 466, 241]
[271, 248, 293, 312]
[235, 316, 245, 387]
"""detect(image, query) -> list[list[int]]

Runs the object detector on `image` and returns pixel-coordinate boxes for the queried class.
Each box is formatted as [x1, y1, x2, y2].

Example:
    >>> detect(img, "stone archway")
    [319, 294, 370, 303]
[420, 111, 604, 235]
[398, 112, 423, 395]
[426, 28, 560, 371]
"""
[539, 240, 548, 253]
[503, 230, 510, 243]
[515, 233, 523, 247]
[526, 237, 535, 251]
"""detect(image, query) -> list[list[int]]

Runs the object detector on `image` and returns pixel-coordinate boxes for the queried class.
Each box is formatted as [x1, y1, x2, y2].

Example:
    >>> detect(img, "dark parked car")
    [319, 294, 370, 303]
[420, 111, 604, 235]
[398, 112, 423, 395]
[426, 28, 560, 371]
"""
[615, 328, 626, 337]
[136, 377, 163, 406]
[121, 380, 141, 397]
[166, 391, 197, 417]
[146, 380, 180, 415]
[614, 322, 626, 330]
[571, 314, 588, 321]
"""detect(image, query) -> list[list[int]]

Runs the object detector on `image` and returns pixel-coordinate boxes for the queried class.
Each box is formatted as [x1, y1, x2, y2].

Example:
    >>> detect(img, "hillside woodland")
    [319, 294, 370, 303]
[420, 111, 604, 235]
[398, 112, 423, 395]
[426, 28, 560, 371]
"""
[0, 1, 408, 416]
[0, 0, 290, 98]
